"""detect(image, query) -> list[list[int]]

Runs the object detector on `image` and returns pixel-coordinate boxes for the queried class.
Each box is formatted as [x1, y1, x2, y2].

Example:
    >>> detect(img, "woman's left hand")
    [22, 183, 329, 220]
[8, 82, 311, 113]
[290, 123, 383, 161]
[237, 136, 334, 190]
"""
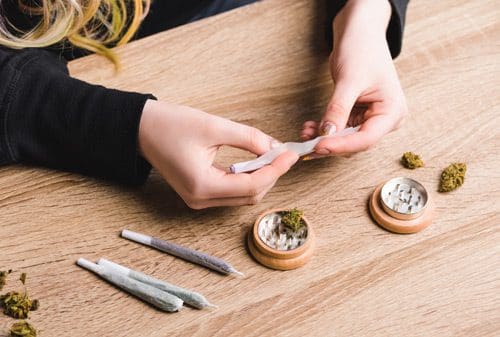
[300, 0, 407, 157]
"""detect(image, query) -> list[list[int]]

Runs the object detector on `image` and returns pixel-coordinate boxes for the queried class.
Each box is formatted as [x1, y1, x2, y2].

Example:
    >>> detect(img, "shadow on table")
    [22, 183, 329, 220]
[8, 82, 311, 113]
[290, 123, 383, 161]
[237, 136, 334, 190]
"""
[129, 171, 237, 221]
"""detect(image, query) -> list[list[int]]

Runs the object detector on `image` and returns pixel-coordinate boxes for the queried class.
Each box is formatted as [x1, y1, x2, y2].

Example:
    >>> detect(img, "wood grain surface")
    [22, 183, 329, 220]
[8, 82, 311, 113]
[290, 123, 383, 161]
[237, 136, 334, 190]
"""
[1, 0, 499, 336]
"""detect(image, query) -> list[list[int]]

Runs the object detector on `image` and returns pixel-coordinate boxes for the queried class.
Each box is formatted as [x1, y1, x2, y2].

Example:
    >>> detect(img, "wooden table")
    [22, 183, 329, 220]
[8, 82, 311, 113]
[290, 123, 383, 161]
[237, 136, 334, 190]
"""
[1, 0, 499, 336]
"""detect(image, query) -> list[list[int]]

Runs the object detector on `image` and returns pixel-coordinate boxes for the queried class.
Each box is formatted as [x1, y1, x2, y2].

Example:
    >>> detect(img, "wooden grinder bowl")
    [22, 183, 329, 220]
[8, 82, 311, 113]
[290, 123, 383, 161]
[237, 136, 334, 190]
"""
[248, 209, 316, 270]
[369, 181, 435, 234]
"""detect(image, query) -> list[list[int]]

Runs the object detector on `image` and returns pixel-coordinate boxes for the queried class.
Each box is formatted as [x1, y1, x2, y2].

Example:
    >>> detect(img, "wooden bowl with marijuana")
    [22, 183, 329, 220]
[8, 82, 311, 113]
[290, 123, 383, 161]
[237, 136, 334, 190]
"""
[247, 208, 315, 270]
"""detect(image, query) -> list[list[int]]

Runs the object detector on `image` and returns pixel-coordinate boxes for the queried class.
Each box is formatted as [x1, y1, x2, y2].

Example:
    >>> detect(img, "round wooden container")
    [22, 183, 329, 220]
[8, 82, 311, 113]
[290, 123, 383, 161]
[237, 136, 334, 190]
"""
[369, 178, 435, 234]
[247, 209, 315, 270]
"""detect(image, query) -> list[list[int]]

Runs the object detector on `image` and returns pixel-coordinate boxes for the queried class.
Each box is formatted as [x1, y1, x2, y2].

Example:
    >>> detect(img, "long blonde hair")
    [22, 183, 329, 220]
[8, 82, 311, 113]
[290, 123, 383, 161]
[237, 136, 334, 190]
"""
[0, 0, 151, 66]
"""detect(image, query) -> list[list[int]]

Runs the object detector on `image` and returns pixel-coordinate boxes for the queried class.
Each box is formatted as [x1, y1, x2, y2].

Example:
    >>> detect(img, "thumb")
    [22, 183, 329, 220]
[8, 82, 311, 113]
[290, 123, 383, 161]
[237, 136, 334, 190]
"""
[320, 82, 359, 135]
[217, 120, 281, 155]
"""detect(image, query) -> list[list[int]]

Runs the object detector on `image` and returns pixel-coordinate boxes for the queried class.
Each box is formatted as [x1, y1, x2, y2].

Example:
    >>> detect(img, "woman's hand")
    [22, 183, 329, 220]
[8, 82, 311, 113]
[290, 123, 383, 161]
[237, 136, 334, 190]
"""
[301, 0, 407, 156]
[138, 100, 298, 209]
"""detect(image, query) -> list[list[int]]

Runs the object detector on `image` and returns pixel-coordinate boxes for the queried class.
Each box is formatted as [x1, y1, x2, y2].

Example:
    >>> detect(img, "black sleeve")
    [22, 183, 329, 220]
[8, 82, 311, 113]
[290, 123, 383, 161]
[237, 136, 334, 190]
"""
[327, 0, 410, 58]
[0, 47, 153, 185]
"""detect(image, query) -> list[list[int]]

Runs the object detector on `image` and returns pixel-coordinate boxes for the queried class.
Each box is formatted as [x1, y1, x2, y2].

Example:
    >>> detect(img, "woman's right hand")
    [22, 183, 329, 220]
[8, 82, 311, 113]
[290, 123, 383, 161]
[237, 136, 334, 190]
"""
[138, 100, 298, 209]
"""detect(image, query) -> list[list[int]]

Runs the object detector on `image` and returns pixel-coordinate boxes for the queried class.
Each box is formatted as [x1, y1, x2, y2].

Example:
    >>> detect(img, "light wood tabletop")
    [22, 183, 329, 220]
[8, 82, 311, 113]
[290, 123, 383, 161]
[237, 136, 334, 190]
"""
[1, 0, 499, 336]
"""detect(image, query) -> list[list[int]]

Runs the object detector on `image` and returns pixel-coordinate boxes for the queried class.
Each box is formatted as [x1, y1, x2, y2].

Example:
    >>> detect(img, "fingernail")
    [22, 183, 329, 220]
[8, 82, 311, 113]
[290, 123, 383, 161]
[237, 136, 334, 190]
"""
[320, 122, 336, 136]
[316, 148, 330, 155]
[270, 139, 282, 149]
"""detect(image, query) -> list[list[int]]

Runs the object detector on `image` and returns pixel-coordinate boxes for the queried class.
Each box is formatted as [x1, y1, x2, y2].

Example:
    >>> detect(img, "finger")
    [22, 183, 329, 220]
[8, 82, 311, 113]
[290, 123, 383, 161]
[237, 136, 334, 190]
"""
[194, 179, 278, 209]
[213, 119, 281, 155]
[300, 133, 316, 141]
[315, 110, 398, 155]
[301, 125, 317, 133]
[320, 82, 359, 135]
[249, 150, 299, 186]
[300, 127, 317, 139]
[186, 195, 261, 209]
[302, 120, 318, 129]
[206, 151, 299, 198]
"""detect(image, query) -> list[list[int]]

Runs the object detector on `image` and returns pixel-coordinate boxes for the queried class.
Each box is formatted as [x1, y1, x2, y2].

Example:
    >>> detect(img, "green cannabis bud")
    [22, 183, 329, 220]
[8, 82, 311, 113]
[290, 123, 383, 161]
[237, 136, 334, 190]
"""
[10, 320, 37, 337]
[401, 152, 424, 169]
[281, 208, 305, 232]
[0, 291, 38, 319]
[439, 163, 467, 192]
[0, 270, 11, 291]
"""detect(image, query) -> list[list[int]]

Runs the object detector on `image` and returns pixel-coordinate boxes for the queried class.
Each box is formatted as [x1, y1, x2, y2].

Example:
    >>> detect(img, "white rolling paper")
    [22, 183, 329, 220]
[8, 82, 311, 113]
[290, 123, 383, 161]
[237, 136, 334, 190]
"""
[230, 126, 360, 174]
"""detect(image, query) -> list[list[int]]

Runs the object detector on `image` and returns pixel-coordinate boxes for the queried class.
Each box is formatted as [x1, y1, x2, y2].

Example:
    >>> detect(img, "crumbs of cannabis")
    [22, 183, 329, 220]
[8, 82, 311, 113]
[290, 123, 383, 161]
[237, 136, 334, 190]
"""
[0, 271, 39, 319]
[0, 272, 39, 335]
[19, 273, 27, 285]
[10, 320, 37, 337]
[401, 152, 424, 169]
[0, 291, 39, 319]
[281, 208, 305, 232]
[439, 163, 467, 192]
[0, 270, 12, 291]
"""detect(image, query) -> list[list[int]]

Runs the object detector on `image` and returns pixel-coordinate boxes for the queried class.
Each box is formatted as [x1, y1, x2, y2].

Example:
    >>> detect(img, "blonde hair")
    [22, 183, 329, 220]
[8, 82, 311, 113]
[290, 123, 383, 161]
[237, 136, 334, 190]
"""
[0, 0, 151, 66]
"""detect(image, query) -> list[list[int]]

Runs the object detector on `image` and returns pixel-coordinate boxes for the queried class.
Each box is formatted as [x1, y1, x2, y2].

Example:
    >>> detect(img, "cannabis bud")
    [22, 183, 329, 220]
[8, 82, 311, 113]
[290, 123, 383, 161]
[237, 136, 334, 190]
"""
[401, 152, 424, 169]
[439, 163, 467, 192]
[281, 208, 305, 232]
[0, 291, 38, 319]
[10, 320, 37, 337]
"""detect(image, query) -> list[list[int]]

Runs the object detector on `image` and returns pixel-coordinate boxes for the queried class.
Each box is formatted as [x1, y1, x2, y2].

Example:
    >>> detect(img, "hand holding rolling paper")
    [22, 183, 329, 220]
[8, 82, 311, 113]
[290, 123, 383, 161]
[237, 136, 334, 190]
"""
[230, 126, 360, 173]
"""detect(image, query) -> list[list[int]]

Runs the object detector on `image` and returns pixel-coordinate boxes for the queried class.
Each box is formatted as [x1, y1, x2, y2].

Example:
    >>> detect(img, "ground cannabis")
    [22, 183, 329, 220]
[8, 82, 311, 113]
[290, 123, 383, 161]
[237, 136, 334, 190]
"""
[281, 208, 305, 232]
[259, 211, 308, 250]
[0, 291, 39, 319]
[19, 273, 26, 285]
[401, 152, 424, 169]
[439, 163, 467, 192]
[0, 272, 39, 336]
[9, 320, 37, 337]
[0, 270, 12, 291]
[30, 299, 39, 311]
